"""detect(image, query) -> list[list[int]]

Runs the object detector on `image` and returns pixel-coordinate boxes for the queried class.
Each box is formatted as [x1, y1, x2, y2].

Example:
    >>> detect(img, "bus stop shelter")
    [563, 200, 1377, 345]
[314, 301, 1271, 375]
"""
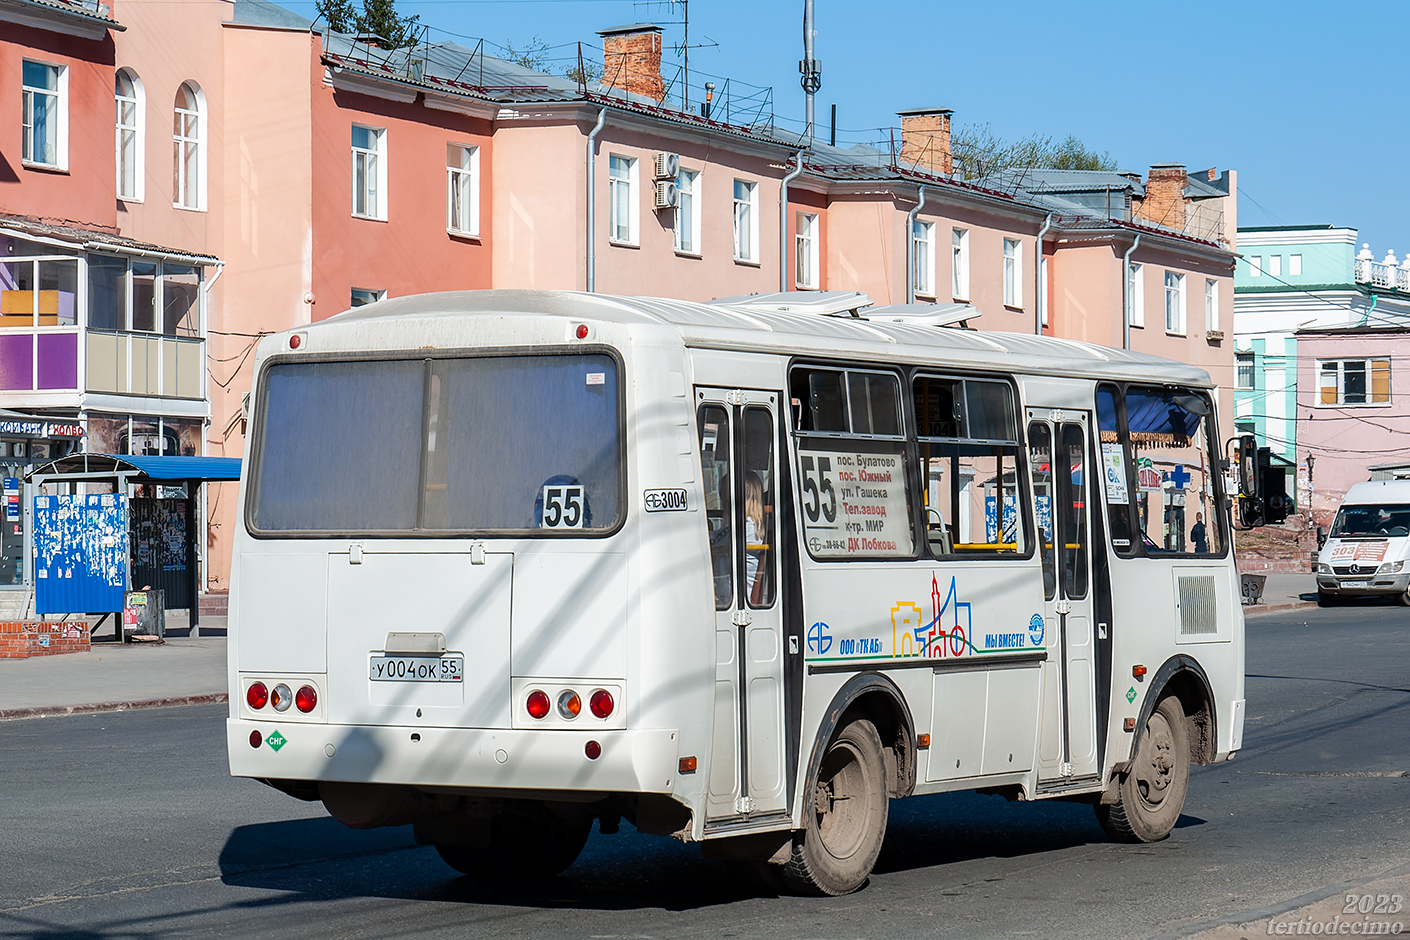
[26, 454, 241, 634]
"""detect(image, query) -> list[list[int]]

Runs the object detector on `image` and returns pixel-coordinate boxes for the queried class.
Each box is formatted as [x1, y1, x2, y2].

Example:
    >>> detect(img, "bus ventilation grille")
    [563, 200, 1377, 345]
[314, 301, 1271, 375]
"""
[1178, 576, 1218, 635]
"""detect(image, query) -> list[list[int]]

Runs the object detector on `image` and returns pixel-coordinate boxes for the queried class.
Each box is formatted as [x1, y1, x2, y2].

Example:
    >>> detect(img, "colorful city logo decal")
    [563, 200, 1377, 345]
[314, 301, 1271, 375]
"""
[1028, 613, 1045, 647]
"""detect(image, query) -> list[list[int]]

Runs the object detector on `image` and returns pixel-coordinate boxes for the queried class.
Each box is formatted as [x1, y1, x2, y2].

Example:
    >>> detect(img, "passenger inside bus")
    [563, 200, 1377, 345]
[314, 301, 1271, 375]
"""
[744, 472, 766, 601]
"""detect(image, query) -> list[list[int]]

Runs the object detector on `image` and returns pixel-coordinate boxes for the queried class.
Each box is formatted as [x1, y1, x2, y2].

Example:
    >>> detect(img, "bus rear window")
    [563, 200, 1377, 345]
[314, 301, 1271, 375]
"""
[250, 353, 622, 535]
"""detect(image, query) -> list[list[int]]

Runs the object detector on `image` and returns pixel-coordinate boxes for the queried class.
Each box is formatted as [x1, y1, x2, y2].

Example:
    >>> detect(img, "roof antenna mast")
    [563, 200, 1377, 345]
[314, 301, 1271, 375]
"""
[800, 0, 821, 146]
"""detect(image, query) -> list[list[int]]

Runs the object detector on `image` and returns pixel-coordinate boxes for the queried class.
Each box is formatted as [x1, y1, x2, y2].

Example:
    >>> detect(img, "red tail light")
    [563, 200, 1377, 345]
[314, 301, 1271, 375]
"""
[295, 685, 318, 713]
[246, 682, 268, 710]
[584, 740, 601, 760]
[526, 690, 551, 720]
[589, 689, 614, 719]
[248, 730, 262, 748]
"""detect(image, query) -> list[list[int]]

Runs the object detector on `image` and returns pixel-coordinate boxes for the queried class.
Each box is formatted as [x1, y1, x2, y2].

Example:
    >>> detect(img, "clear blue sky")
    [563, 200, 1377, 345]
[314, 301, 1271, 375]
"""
[286, 0, 1410, 255]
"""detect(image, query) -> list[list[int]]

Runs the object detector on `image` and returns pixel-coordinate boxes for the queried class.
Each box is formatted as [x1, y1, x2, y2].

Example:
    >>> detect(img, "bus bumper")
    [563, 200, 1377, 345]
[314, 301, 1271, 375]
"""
[228, 720, 681, 795]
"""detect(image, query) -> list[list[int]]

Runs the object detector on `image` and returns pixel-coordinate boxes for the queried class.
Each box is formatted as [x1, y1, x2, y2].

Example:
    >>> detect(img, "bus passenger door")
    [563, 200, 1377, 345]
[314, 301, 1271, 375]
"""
[697, 388, 789, 822]
[1029, 411, 1099, 785]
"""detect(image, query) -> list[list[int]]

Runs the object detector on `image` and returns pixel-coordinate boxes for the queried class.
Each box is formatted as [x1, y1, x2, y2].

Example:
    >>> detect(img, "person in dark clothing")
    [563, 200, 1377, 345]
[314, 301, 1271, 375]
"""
[1190, 512, 1208, 554]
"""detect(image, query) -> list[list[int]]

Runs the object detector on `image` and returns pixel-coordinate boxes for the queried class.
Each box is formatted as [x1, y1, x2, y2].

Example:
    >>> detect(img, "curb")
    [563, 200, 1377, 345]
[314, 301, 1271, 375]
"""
[0, 692, 228, 722]
[1243, 601, 1317, 617]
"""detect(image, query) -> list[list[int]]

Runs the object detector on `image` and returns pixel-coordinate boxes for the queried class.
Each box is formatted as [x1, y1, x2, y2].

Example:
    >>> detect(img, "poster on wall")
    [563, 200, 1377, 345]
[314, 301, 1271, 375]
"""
[796, 447, 912, 557]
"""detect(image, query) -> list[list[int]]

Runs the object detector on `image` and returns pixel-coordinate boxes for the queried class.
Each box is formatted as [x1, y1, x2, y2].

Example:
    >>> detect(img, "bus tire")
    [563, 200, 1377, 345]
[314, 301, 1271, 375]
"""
[434, 803, 591, 879]
[1096, 695, 1189, 843]
[781, 718, 888, 896]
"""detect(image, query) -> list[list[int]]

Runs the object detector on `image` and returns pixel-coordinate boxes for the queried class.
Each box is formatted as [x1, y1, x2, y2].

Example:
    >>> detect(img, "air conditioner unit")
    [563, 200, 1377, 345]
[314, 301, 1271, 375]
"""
[654, 181, 678, 209]
[653, 152, 680, 180]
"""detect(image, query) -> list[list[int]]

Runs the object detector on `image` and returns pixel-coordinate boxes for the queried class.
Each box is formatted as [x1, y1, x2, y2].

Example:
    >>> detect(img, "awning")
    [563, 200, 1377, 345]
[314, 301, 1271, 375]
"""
[28, 454, 241, 483]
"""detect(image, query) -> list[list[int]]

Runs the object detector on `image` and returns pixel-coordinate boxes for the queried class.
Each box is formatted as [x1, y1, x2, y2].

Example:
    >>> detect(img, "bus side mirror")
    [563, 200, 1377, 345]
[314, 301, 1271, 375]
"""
[1237, 434, 1259, 500]
[1316, 526, 1327, 550]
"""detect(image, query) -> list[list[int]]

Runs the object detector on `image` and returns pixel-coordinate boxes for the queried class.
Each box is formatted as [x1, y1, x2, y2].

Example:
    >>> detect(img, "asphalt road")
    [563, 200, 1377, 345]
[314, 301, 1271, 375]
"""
[1, 603, 1408, 940]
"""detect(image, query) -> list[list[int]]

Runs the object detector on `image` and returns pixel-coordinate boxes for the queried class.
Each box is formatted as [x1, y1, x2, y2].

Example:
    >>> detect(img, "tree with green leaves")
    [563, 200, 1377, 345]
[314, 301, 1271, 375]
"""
[949, 123, 1117, 181]
[316, 0, 420, 48]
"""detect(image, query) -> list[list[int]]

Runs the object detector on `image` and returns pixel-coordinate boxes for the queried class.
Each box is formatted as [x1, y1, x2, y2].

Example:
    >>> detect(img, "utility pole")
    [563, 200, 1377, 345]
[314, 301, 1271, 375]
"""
[800, 0, 821, 145]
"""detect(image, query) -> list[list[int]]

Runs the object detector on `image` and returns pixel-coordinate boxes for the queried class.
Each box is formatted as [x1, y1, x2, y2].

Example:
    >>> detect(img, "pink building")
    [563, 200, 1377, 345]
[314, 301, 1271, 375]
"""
[1295, 325, 1406, 527]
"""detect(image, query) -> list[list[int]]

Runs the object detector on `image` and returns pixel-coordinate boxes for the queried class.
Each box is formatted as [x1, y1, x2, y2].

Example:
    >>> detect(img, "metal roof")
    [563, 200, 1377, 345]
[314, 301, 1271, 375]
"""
[29, 454, 241, 482]
[0, 0, 123, 31]
[229, 0, 311, 30]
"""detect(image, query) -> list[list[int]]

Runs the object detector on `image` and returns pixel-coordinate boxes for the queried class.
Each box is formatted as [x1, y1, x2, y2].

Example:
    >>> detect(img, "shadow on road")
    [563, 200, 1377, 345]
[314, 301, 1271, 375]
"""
[216, 790, 1182, 911]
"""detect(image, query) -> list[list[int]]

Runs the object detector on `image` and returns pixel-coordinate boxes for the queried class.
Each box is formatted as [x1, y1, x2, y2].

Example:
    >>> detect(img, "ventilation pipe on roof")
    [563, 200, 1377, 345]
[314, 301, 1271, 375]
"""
[1035, 213, 1052, 335]
[905, 184, 926, 304]
[585, 107, 607, 293]
[1122, 233, 1141, 350]
[779, 152, 804, 292]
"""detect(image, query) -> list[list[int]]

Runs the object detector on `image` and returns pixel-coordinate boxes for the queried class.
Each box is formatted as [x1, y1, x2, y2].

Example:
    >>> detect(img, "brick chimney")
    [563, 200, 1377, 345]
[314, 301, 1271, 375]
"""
[599, 24, 664, 103]
[1136, 163, 1188, 231]
[897, 108, 953, 175]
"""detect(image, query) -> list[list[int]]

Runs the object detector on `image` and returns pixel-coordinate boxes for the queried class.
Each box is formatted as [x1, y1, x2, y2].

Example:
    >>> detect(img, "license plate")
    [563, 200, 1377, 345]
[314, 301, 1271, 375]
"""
[1341, 581, 1368, 589]
[369, 655, 464, 682]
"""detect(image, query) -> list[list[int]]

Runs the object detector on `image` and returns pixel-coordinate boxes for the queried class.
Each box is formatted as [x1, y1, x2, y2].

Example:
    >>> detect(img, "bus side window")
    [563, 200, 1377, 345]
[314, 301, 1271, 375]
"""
[743, 406, 775, 608]
[1097, 384, 1135, 554]
[699, 405, 733, 610]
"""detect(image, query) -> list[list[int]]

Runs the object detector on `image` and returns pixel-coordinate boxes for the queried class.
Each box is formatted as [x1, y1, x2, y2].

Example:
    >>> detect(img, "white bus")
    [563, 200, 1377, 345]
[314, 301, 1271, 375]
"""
[227, 290, 1246, 895]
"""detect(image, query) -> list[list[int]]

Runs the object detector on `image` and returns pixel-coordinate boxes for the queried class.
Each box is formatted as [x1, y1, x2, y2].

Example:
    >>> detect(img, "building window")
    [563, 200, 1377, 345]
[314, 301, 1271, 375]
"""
[1127, 262, 1144, 327]
[1002, 238, 1022, 307]
[351, 288, 386, 307]
[796, 211, 819, 289]
[173, 83, 204, 209]
[1205, 278, 1218, 332]
[608, 154, 637, 244]
[446, 144, 479, 236]
[733, 179, 758, 262]
[912, 220, 934, 297]
[1236, 351, 1255, 389]
[1248, 255, 1262, 277]
[674, 168, 700, 254]
[1164, 271, 1186, 333]
[952, 228, 969, 300]
[1319, 359, 1390, 406]
[351, 125, 386, 220]
[22, 60, 65, 169]
[1269, 255, 1281, 277]
[116, 70, 143, 200]
[1289, 254, 1303, 276]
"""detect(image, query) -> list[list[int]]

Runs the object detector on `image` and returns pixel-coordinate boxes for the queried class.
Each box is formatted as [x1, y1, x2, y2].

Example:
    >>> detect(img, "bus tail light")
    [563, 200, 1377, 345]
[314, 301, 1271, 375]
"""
[526, 690, 551, 720]
[589, 689, 614, 719]
[585, 740, 601, 760]
[246, 682, 269, 710]
[557, 690, 582, 719]
[271, 683, 293, 712]
[295, 685, 318, 713]
[249, 730, 263, 748]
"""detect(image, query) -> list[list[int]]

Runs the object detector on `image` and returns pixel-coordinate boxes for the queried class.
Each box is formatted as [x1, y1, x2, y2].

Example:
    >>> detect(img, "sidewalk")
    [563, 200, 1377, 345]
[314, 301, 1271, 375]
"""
[1240, 572, 1317, 615]
[0, 611, 228, 720]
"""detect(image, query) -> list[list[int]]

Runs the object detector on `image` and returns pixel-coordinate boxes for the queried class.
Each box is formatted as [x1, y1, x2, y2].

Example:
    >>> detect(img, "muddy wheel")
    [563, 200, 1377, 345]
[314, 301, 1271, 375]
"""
[435, 802, 591, 879]
[781, 718, 888, 896]
[1096, 695, 1190, 843]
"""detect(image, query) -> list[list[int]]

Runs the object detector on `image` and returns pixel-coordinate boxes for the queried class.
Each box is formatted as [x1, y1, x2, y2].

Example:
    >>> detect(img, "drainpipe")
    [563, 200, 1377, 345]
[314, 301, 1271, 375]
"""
[779, 152, 804, 292]
[1035, 213, 1052, 335]
[1122, 233, 1142, 350]
[585, 107, 607, 293]
[905, 184, 926, 303]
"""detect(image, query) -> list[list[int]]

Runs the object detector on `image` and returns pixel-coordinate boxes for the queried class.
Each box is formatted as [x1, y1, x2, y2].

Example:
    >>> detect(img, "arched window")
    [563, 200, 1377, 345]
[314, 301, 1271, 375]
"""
[115, 69, 143, 201]
[173, 82, 203, 209]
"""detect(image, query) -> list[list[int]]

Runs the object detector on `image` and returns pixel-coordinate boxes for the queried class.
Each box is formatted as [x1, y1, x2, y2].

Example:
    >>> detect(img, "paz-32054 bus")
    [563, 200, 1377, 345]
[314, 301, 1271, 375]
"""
[227, 290, 1246, 895]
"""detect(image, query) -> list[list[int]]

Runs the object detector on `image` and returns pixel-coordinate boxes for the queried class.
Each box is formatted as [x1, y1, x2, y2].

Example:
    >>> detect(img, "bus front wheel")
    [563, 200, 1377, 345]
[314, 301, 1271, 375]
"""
[781, 718, 889, 896]
[434, 802, 591, 880]
[1096, 695, 1190, 843]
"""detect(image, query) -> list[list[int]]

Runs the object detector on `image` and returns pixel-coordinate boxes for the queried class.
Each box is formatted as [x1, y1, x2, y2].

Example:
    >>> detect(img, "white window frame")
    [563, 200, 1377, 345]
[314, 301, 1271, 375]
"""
[1248, 255, 1262, 277]
[22, 60, 67, 170]
[351, 288, 387, 307]
[446, 143, 479, 236]
[1205, 278, 1218, 332]
[733, 179, 759, 263]
[608, 154, 638, 245]
[351, 124, 387, 221]
[173, 82, 205, 210]
[1003, 237, 1022, 308]
[674, 168, 700, 255]
[951, 228, 969, 300]
[1164, 270, 1186, 334]
[116, 70, 143, 201]
[1127, 262, 1145, 327]
[912, 219, 934, 297]
[796, 211, 819, 289]
[1268, 255, 1281, 277]
[1318, 358, 1390, 407]
[1289, 254, 1303, 276]
[1236, 351, 1255, 390]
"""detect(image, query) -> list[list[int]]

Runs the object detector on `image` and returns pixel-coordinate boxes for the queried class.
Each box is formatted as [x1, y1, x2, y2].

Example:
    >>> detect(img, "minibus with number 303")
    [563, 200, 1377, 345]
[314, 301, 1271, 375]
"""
[227, 289, 1246, 896]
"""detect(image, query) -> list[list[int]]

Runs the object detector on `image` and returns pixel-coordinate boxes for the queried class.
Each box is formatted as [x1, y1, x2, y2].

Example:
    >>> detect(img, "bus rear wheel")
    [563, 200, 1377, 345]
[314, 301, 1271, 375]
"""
[1096, 695, 1189, 843]
[434, 802, 592, 880]
[781, 718, 888, 896]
